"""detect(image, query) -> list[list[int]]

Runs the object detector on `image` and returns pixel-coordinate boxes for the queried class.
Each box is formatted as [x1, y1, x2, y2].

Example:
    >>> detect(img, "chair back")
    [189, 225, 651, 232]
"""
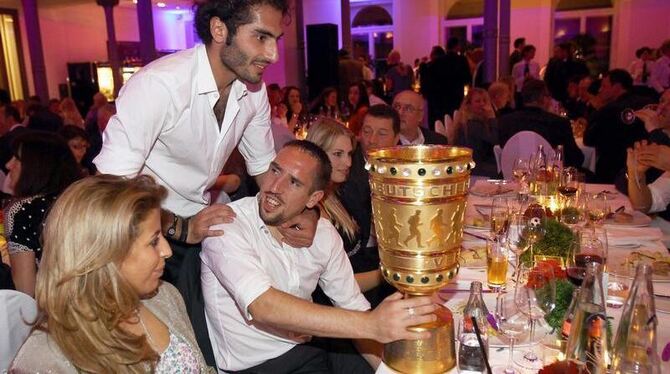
[500, 131, 554, 180]
[0, 290, 37, 370]
[493, 145, 503, 174]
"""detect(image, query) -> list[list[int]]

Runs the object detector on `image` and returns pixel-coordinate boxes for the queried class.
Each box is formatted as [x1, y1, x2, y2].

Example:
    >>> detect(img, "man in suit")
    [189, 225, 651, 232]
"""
[392, 90, 448, 146]
[499, 79, 584, 169]
[584, 69, 653, 183]
[339, 104, 400, 306]
[509, 37, 525, 74]
[338, 49, 364, 100]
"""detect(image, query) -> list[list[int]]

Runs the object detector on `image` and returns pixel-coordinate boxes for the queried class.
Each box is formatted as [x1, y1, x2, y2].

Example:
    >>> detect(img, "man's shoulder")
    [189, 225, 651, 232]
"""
[127, 46, 199, 87]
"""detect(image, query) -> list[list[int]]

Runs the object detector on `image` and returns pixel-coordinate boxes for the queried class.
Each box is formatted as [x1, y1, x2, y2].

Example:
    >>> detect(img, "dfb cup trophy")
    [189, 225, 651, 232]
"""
[367, 145, 474, 373]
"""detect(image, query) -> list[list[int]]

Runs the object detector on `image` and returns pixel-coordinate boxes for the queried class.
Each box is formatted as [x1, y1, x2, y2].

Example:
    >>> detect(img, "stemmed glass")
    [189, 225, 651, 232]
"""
[514, 262, 556, 371]
[490, 197, 511, 242]
[491, 292, 530, 374]
[558, 168, 584, 225]
[517, 210, 546, 266]
[586, 192, 610, 227]
[512, 158, 530, 204]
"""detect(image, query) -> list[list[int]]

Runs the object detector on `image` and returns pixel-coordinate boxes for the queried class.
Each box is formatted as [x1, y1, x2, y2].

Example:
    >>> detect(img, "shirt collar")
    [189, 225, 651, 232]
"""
[196, 43, 249, 100]
[399, 128, 425, 145]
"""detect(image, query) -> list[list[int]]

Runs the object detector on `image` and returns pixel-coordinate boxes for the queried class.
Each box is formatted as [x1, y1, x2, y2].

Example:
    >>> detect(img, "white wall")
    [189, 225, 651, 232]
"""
[392, 0, 440, 63]
[509, 0, 554, 68]
[612, 0, 670, 69]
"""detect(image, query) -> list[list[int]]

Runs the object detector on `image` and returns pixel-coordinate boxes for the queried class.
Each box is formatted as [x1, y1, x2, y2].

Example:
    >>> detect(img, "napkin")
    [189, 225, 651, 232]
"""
[469, 180, 516, 197]
[607, 226, 664, 247]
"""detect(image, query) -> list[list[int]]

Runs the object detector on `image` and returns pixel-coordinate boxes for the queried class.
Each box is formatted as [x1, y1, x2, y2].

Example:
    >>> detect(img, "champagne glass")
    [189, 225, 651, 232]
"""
[512, 158, 530, 208]
[514, 262, 556, 371]
[491, 291, 529, 374]
[586, 192, 609, 227]
[490, 197, 511, 241]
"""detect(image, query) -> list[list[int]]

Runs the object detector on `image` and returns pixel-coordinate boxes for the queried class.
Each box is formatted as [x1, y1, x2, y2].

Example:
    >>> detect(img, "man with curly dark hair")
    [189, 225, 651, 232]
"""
[94, 0, 321, 366]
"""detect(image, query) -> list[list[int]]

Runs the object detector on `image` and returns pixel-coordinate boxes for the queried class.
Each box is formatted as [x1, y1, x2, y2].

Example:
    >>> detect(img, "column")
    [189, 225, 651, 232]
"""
[498, 0, 511, 77]
[97, 0, 123, 97]
[20, 0, 48, 101]
[294, 0, 307, 92]
[483, 0, 498, 83]
[340, 0, 351, 52]
[136, 0, 157, 64]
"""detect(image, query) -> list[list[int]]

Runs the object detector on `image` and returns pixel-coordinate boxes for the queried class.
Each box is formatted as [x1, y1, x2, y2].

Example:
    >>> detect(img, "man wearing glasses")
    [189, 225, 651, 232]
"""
[392, 90, 448, 146]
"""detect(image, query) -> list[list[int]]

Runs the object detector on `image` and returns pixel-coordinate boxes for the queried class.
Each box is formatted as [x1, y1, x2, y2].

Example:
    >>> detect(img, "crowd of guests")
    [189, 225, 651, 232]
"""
[1, 9, 670, 369]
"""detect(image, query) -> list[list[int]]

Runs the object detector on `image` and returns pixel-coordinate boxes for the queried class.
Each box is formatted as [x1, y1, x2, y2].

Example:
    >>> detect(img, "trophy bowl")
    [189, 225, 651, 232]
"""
[367, 145, 473, 373]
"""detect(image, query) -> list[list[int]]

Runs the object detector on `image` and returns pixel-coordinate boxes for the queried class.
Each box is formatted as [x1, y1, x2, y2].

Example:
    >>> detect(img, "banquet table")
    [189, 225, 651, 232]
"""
[377, 180, 670, 373]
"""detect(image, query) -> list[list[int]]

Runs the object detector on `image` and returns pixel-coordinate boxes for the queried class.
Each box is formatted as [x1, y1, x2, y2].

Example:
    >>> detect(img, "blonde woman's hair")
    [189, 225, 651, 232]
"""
[453, 88, 492, 142]
[306, 118, 359, 240]
[34, 174, 167, 373]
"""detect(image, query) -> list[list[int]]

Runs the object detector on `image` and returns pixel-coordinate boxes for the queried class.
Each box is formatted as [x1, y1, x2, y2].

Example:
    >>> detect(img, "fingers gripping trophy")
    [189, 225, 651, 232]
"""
[367, 145, 474, 373]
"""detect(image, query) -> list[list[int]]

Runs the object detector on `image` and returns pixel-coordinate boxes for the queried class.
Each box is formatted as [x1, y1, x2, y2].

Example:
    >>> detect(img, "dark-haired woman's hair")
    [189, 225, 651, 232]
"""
[11, 131, 81, 197]
[194, 0, 289, 45]
[58, 125, 89, 143]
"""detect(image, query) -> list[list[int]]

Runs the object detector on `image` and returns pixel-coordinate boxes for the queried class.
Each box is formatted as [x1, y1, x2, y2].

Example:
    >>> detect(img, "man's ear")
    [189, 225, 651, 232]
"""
[210, 16, 228, 44]
[306, 190, 325, 209]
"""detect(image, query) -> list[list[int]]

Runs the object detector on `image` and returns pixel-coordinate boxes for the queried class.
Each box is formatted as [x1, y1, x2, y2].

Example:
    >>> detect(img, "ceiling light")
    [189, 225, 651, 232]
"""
[156, 2, 166, 7]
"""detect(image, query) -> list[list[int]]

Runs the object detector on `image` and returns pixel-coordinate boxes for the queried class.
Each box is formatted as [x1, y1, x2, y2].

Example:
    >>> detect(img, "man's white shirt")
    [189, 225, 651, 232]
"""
[94, 44, 275, 217]
[201, 196, 371, 371]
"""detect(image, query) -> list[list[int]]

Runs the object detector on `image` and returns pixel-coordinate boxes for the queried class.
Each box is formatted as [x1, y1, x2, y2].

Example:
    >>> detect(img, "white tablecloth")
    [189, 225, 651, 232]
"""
[377, 183, 670, 373]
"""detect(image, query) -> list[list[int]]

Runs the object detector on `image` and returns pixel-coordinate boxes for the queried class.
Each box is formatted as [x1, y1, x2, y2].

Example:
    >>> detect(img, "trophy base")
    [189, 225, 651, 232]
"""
[383, 304, 456, 374]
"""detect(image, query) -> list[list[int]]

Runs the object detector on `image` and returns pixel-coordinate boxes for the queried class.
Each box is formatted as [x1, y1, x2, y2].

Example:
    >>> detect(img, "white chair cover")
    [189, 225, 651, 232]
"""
[500, 131, 555, 180]
[444, 113, 455, 144]
[434, 120, 447, 138]
[0, 290, 38, 370]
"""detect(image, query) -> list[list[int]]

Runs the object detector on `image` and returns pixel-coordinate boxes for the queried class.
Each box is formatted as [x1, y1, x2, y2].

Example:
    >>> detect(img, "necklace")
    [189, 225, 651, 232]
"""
[137, 308, 157, 350]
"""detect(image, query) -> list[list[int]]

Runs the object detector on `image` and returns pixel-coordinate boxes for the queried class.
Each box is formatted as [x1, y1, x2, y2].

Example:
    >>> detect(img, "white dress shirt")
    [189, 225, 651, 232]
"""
[650, 55, 670, 94]
[648, 172, 670, 213]
[512, 60, 540, 92]
[94, 44, 275, 217]
[201, 196, 371, 371]
[399, 128, 425, 145]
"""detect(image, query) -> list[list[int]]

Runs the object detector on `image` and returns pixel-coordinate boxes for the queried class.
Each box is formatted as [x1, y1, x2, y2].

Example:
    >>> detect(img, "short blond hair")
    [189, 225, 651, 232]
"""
[35, 174, 167, 373]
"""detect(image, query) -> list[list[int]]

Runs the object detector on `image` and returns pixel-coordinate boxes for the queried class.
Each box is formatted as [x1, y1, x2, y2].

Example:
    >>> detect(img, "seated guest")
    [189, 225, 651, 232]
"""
[636, 89, 670, 144]
[280, 86, 308, 133]
[488, 81, 514, 117]
[306, 118, 381, 291]
[584, 69, 653, 183]
[310, 86, 340, 118]
[59, 97, 84, 128]
[452, 88, 499, 177]
[59, 125, 95, 176]
[392, 90, 447, 146]
[26, 107, 63, 132]
[5, 132, 80, 297]
[201, 140, 435, 372]
[0, 105, 26, 173]
[344, 81, 370, 135]
[10, 175, 209, 372]
[498, 79, 584, 169]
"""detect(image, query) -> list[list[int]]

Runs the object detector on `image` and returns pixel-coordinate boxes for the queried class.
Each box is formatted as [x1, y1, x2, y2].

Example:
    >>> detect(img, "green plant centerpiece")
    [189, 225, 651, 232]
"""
[518, 205, 577, 331]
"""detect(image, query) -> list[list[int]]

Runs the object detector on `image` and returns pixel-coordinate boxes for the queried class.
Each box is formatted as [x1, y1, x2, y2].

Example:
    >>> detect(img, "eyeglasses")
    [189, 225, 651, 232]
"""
[392, 103, 422, 114]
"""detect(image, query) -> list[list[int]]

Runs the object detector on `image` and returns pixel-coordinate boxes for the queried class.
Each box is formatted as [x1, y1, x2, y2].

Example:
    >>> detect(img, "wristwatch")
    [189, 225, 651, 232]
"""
[167, 213, 178, 237]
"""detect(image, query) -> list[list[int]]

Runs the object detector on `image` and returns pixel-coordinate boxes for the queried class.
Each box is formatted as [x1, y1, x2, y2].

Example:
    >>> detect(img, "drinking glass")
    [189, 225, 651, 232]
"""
[565, 228, 608, 287]
[586, 192, 609, 227]
[514, 262, 556, 371]
[517, 211, 546, 267]
[491, 292, 529, 374]
[490, 197, 511, 241]
[558, 168, 584, 225]
[487, 239, 510, 291]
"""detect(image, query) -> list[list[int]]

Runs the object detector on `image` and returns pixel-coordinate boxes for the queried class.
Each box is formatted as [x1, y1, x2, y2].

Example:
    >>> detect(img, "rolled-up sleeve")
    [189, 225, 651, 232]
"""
[318, 224, 371, 312]
[201, 223, 272, 321]
[238, 84, 275, 176]
[94, 73, 171, 176]
[648, 172, 670, 213]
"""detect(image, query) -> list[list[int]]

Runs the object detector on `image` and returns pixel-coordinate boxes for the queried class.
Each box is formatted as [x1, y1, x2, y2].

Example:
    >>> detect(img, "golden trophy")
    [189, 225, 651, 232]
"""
[367, 145, 473, 373]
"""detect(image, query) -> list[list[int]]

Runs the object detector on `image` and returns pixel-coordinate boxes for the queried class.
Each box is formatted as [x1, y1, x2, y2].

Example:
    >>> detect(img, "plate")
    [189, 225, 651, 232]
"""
[608, 249, 670, 282]
[459, 244, 487, 268]
[605, 211, 652, 227]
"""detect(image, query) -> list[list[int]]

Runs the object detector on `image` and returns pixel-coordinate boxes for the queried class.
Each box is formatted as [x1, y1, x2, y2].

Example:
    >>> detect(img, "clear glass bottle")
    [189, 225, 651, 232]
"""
[530, 145, 548, 195]
[458, 281, 490, 373]
[565, 262, 609, 374]
[553, 145, 564, 172]
[561, 288, 580, 340]
[611, 263, 661, 374]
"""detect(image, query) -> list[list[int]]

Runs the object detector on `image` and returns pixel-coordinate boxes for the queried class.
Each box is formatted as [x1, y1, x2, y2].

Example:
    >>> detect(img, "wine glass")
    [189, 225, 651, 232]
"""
[586, 192, 609, 227]
[558, 167, 584, 225]
[491, 292, 529, 374]
[514, 262, 556, 371]
[512, 158, 530, 208]
[565, 228, 607, 288]
[490, 197, 511, 241]
[517, 210, 546, 267]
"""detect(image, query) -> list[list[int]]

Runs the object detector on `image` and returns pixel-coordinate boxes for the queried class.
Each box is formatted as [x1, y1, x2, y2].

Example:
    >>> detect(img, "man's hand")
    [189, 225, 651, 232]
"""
[368, 292, 437, 343]
[635, 108, 661, 132]
[186, 204, 236, 244]
[627, 141, 650, 177]
[637, 142, 670, 172]
[277, 208, 319, 248]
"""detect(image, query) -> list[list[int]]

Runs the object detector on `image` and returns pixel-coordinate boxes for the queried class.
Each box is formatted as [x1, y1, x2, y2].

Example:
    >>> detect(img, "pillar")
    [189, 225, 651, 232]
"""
[483, 0, 498, 83]
[97, 0, 123, 97]
[20, 0, 48, 101]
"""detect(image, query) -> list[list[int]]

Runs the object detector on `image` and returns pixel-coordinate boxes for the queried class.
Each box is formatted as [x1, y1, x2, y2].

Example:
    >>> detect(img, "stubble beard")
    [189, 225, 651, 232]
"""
[220, 40, 262, 84]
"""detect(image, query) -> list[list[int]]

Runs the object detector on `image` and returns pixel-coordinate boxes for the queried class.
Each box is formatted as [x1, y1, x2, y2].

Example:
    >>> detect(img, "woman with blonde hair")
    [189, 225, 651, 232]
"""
[59, 97, 85, 128]
[10, 175, 209, 372]
[306, 118, 382, 293]
[453, 88, 499, 177]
